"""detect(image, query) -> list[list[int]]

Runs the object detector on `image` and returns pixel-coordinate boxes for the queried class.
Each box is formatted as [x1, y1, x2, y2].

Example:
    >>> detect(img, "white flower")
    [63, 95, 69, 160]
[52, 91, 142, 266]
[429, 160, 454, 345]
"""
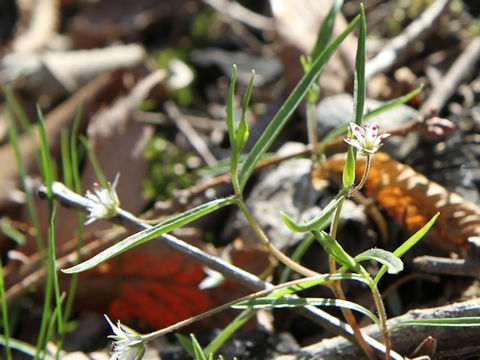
[105, 315, 145, 360]
[344, 122, 390, 155]
[85, 174, 120, 225]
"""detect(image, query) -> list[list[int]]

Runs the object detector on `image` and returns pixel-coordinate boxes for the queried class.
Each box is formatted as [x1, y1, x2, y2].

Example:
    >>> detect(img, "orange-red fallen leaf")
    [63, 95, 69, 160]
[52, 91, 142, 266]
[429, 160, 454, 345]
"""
[68, 238, 273, 329]
[324, 152, 477, 256]
[77, 242, 213, 329]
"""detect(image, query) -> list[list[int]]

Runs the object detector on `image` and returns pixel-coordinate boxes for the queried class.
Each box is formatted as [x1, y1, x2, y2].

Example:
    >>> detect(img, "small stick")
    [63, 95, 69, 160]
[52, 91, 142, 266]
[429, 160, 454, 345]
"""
[365, 0, 450, 80]
[421, 36, 480, 114]
[203, 0, 275, 31]
[164, 101, 218, 167]
[413, 255, 480, 277]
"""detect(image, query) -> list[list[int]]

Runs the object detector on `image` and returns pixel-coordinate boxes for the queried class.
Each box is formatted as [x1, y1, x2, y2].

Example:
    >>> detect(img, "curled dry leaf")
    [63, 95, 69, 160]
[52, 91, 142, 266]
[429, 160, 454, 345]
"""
[324, 152, 477, 257]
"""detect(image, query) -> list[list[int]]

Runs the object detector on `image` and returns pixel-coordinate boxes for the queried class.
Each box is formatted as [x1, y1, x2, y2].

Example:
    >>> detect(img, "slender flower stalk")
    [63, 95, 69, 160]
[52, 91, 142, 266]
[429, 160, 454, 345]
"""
[105, 315, 145, 360]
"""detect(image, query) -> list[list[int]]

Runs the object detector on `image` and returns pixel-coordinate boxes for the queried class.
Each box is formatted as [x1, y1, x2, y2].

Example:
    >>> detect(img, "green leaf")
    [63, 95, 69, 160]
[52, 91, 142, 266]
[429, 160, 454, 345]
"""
[62, 197, 237, 273]
[272, 273, 368, 299]
[236, 70, 254, 153]
[226, 65, 237, 150]
[204, 309, 255, 356]
[342, 145, 356, 189]
[281, 193, 346, 232]
[176, 334, 195, 358]
[374, 213, 439, 284]
[355, 248, 403, 274]
[190, 334, 207, 360]
[37, 106, 54, 197]
[0, 217, 26, 245]
[238, 14, 360, 191]
[312, 230, 357, 269]
[390, 317, 480, 332]
[363, 85, 424, 120]
[311, 0, 343, 59]
[233, 297, 380, 328]
[352, 4, 366, 126]
[0, 335, 54, 360]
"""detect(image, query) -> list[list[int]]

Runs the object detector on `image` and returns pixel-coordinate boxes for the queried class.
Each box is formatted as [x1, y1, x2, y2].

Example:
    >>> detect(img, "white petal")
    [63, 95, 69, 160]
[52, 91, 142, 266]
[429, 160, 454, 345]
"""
[365, 122, 379, 141]
[349, 122, 365, 139]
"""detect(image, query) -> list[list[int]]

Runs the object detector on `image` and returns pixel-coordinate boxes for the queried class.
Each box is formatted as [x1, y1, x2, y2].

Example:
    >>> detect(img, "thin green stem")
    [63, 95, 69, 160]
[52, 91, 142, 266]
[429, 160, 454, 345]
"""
[0, 258, 12, 360]
[358, 267, 392, 360]
[328, 196, 375, 360]
[306, 100, 318, 152]
[237, 200, 320, 278]
[6, 108, 45, 256]
[349, 154, 372, 195]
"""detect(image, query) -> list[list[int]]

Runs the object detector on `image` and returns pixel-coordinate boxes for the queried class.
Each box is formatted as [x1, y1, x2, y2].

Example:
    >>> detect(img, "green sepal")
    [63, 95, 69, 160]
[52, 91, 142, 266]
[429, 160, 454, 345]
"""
[342, 145, 356, 189]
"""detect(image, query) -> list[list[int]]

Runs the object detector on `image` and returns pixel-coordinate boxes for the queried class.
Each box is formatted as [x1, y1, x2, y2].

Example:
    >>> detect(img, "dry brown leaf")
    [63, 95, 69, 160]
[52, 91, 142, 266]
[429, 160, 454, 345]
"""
[324, 152, 477, 256]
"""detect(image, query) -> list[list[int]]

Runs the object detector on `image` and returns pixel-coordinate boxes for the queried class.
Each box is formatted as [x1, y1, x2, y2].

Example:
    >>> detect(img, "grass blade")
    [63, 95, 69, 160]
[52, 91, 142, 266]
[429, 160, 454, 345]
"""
[352, 4, 366, 126]
[375, 213, 439, 284]
[233, 297, 380, 328]
[364, 85, 424, 120]
[190, 334, 207, 360]
[37, 106, 64, 339]
[0, 258, 12, 360]
[0, 336, 54, 360]
[311, 0, 344, 59]
[238, 14, 360, 191]
[390, 317, 480, 332]
[63, 197, 237, 273]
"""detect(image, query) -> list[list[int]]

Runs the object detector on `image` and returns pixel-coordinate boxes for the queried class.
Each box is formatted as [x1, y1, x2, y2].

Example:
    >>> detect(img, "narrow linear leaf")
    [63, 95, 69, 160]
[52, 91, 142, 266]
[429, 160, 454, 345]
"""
[311, 0, 344, 59]
[272, 273, 368, 299]
[204, 309, 255, 356]
[312, 230, 357, 269]
[364, 85, 424, 120]
[79, 136, 108, 189]
[62, 197, 237, 273]
[0, 336, 54, 360]
[238, 14, 360, 190]
[236, 70, 255, 153]
[190, 334, 207, 360]
[226, 65, 237, 149]
[390, 317, 480, 332]
[352, 4, 366, 126]
[281, 193, 346, 232]
[233, 297, 380, 328]
[175, 334, 195, 358]
[37, 106, 54, 196]
[355, 248, 403, 274]
[375, 213, 439, 284]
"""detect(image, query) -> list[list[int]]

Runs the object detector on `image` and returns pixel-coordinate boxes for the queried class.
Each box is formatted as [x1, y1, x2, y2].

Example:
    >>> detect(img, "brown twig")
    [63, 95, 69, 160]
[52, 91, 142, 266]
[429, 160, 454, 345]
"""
[164, 101, 218, 167]
[365, 0, 450, 80]
[203, 0, 275, 31]
[413, 255, 480, 277]
[420, 36, 480, 114]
